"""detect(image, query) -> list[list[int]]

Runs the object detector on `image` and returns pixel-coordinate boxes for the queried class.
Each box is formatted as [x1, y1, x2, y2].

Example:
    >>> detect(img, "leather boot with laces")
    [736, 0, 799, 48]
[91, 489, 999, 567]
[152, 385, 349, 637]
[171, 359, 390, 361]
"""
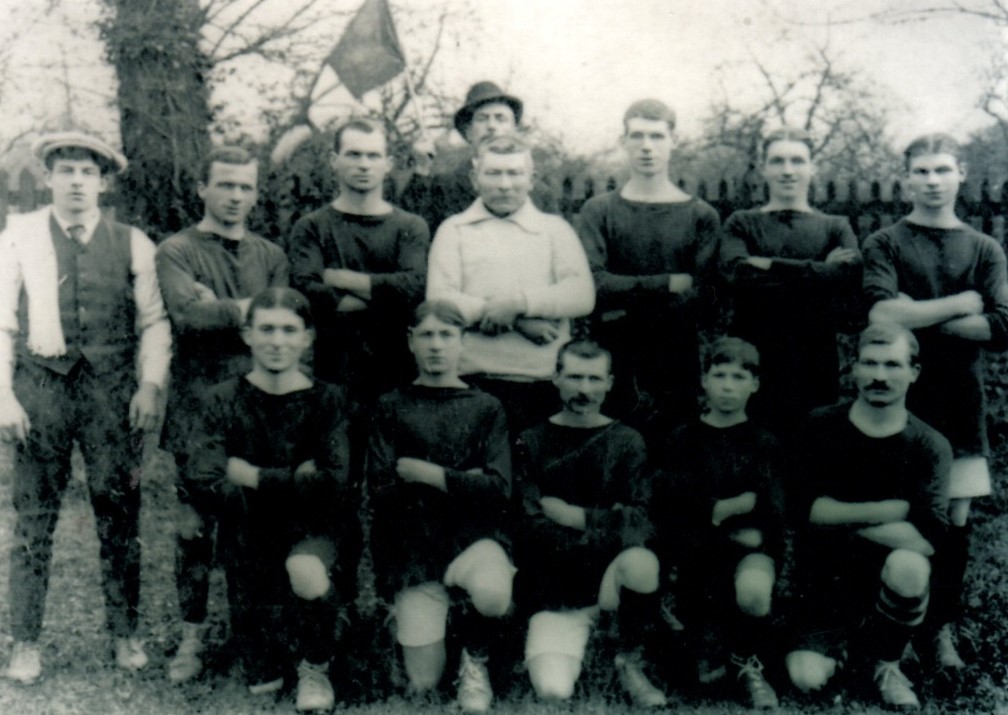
[936, 624, 966, 670]
[4, 641, 41, 684]
[168, 622, 204, 682]
[874, 659, 920, 709]
[615, 650, 667, 707]
[733, 654, 779, 709]
[456, 648, 492, 713]
[296, 659, 334, 711]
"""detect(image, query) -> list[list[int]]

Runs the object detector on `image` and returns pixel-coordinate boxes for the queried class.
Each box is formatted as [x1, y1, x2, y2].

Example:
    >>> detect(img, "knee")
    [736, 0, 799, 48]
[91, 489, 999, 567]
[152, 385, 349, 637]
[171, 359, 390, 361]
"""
[786, 650, 836, 693]
[528, 654, 579, 701]
[402, 643, 446, 692]
[615, 547, 661, 594]
[881, 549, 930, 598]
[468, 570, 513, 617]
[285, 554, 331, 600]
[735, 555, 775, 617]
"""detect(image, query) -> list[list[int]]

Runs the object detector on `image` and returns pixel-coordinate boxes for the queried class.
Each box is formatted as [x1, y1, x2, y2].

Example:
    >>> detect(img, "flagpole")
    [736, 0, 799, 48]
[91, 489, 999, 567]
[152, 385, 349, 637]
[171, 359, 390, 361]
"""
[401, 67, 431, 146]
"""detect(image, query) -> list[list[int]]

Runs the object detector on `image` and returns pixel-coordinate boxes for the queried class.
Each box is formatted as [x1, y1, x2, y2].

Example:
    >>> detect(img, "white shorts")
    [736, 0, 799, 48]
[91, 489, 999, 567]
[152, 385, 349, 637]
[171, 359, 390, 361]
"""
[524, 607, 597, 663]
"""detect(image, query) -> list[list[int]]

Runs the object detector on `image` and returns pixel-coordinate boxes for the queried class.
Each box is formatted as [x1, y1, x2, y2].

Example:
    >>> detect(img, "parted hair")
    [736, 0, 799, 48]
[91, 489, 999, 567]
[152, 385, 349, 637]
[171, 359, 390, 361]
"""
[409, 300, 466, 330]
[859, 322, 921, 366]
[903, 133, 963, 171]
[703, 336, 761, 377]
[244, 287, 314, 329]
[555, 338, 613, 374]
[201, 146, 257, 184]
[761, 127, 815, 162]
[333, 118, 386, 154]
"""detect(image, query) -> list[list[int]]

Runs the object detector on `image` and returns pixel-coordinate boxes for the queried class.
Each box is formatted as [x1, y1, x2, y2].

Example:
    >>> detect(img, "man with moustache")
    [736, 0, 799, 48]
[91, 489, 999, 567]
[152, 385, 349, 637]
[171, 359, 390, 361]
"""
[289, 118, 429, 407]
[155, 145, 288, 682]
[785, 323, 950, 710]
[426, 134, 594, 434]
[399, 81, 559, 234]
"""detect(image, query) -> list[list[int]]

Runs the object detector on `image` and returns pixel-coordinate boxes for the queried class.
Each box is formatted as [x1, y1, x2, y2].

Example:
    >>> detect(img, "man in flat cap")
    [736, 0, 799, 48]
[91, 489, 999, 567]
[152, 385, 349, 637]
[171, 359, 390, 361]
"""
[400, 81, 559, 233]
[0, 131, 171, 683]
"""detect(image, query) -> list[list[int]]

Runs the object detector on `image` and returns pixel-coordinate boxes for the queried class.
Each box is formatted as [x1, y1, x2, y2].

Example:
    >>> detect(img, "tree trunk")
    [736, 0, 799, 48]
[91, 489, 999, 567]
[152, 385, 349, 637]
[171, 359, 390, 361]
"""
[101, 0, 210, 238]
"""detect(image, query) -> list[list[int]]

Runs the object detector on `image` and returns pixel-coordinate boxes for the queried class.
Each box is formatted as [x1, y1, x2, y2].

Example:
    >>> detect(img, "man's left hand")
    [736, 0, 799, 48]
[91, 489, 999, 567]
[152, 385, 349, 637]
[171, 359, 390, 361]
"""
[480, 294, 526, 334]
[129, 382, 162, 432]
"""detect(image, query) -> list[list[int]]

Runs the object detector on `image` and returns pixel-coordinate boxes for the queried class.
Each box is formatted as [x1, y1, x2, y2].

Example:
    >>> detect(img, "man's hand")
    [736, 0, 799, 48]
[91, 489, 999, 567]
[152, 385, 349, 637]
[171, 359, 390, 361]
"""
[953, 290, 984, 316]
[337, 295, 368, 313]
[825, 247, 859, 264]
[192, 282, 217, 301]
[129, 382, 162, 432]
[515, 318, 561, 345]
[324, 268, 371, 295]
[730, 528, 764, 548]
[744, 257, 773, 271]
[294, 459, 317, 479]
[0, 391, 30, 443]
[396, 457, 447, 491]
[668, 273, 695, 293]
[177, 502, 203, 539]
[479, 293, 526, 334]
[226, 457, 260, 489]
[712, 491, 757, 526]
[539, 496, 587, 530]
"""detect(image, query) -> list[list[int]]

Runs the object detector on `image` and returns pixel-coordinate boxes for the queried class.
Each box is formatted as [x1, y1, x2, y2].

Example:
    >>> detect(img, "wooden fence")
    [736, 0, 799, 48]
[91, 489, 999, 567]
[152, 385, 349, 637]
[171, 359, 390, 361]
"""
[3, 165, 1008, 246]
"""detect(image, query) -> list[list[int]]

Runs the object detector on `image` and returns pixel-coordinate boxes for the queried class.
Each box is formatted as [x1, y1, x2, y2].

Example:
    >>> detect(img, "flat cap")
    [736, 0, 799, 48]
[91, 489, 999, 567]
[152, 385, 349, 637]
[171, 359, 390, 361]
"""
[31, 131, 128, 173]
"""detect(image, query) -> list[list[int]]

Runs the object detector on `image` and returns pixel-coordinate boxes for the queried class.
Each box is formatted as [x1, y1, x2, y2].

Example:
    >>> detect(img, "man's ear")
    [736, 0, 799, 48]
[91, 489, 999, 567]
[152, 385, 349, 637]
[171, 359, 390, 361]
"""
[910, 363, 921, 384]
[241, 324, 253, 348]
[958, 161, 968, 183]
[751, 376, 760, 394]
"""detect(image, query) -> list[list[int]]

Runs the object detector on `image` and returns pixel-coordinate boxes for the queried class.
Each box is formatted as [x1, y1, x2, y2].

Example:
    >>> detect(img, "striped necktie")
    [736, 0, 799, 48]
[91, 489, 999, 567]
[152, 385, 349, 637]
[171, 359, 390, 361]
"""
[67, 224, 86, 244]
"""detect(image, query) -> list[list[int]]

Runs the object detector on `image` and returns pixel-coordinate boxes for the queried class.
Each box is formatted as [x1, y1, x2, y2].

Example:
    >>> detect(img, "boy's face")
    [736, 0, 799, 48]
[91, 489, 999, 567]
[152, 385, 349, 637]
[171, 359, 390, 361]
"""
[554, 353, 613, 416]
[198, 161, 258, 228]
[242, 306, 313, 375]
[408, 314, 463, 378]
[702, 361, 759, 415]
[762, 140, 814, 203]
[620, 117, 673, 178]
[905, 152, 964, 211]
[330, 128, 391, 195]
[46, 157, 107, 217]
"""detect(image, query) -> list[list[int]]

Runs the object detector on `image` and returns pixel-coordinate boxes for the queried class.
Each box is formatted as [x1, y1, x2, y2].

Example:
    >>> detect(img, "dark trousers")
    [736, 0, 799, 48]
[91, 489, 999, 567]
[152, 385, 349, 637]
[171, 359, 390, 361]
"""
[9, 360, 143, 641]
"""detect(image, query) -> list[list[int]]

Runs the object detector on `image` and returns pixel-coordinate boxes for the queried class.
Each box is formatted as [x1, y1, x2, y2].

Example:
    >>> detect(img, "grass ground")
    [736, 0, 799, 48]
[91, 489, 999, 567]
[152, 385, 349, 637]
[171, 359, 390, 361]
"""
[0, 434, 1006, 715]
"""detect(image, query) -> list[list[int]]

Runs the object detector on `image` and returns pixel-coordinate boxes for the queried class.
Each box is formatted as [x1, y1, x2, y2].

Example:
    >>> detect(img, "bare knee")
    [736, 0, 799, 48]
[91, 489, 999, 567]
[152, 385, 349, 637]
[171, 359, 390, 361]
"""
[735, 554, 775, 617]
[285, 554, 331, 600]
[468, 571, 513, 617]
[786, 650, 836, 693]
[615, 547, 660, 594]
[528, 653, 580, 701]
[881, 549, 930, 599]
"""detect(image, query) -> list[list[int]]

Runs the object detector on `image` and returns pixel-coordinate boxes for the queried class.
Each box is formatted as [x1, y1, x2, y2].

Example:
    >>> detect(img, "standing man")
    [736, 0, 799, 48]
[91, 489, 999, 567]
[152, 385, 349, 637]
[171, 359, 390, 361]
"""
[426, 134, 595, 434]
[786, 323, 950, 709]
[577, 99, 721, 445]
[399, 81, 559, 233]
[155, 145, 288, 682]
[863, 133, 1008, 669]
[0, 131, 171, 682]
[289, 118, 429, 408]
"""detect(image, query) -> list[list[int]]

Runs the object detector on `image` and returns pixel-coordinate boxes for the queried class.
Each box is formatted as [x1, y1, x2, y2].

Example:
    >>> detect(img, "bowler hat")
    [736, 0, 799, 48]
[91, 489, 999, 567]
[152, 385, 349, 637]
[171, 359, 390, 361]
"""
[453, 82, 523, 136]
[31, 131, 128, 174]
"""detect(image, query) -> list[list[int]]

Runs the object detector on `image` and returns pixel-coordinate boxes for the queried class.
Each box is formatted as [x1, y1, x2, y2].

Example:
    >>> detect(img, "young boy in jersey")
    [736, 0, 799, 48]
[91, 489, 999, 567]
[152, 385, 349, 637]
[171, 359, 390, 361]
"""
[514, 339, 666, 708]
[187, 288, 359, 711]
[652, 337, 782, 709]
[366, 300, 513, 713]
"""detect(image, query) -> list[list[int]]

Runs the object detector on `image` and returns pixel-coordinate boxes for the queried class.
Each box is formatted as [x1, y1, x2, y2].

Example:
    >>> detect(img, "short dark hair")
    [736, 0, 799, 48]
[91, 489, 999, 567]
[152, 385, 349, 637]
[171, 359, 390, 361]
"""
[859, 322, 920, 366]
[473, 134, 533, 167]
[623, 99, 677, 133]
[333, 118, 386, 154]
[555, 339, 613, 375]
[761, 127, 815, 162]
[903, 133, 963, 172]
[409, 300, 466, 330]
[245, 287, 314, 329]
[201, 146, 257, 184]
[703, 336, 760, 377]
[45, 145, 115, 176]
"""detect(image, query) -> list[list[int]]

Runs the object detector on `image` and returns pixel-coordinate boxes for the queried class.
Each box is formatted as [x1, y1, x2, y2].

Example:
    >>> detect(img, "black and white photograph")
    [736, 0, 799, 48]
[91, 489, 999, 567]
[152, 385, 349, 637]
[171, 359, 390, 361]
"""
[1, 0, 1007, 712]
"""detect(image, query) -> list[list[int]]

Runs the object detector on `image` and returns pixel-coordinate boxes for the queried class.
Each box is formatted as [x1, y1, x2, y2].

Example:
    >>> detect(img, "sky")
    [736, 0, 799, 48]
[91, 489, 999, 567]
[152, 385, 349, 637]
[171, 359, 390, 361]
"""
[0, 0, 1002, 164]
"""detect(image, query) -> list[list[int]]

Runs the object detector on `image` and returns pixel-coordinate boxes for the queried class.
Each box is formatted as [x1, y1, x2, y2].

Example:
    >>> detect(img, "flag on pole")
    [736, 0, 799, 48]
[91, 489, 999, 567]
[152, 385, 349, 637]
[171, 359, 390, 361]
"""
[327, 0, 406, 100]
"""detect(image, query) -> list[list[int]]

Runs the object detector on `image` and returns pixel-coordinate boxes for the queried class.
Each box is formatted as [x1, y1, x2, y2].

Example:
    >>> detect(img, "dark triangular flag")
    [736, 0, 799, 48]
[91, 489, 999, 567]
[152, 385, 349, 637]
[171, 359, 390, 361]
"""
[327, 0, 406, 100]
